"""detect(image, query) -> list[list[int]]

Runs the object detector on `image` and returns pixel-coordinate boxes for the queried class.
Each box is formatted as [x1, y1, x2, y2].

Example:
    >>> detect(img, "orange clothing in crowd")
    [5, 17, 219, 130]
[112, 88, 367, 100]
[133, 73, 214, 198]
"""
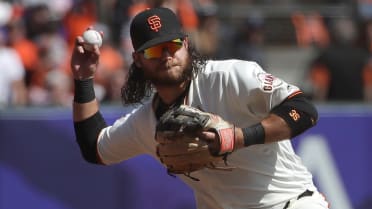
[63, 1, 97, 48]
[12, 38, 39, 72]
[292, 12, 330, 48]
[177, 0, 199, 31]
[99, 45, 125, 73]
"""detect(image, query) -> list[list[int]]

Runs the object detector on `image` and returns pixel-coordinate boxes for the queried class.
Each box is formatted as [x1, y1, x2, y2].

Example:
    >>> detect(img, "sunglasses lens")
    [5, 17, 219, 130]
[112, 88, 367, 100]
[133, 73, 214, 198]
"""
[167, 40, 182, 52]
[143, 39, 183, 59]
[143, 45, 163, 59]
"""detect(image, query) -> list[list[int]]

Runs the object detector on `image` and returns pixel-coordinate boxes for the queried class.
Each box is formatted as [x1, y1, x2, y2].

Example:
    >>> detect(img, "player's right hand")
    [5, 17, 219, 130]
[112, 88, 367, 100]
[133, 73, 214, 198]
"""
[70, 31, 102, 80]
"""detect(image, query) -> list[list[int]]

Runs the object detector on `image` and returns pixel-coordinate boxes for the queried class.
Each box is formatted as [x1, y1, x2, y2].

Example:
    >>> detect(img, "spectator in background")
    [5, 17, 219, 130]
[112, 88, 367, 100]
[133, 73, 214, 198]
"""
[233, 13, 266, 67]
[154, 0, 199, 34]
[119, 0, 151, 64]
[291, 11, 330, 49]
[192, 0, 219, 58]
[6, 19, 40, 87]
[23, 4, 56, 40]
[32, 16, 71, 107]
[0, 1, 13, 26]
[63, 0, 97, 49]
[108, 0, 133, 47]
[306, 17, 372, 102]
[19, 0, 72, 21]
[14, 3, 72, 107]
[360, 19, 372, 102]
[0, 28, 27, 108]
[93, 24, 127, 103]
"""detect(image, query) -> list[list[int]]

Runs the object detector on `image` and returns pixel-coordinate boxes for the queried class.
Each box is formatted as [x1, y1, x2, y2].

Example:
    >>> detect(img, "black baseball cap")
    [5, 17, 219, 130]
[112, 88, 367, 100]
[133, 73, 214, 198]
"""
[130, 7, 186, 52]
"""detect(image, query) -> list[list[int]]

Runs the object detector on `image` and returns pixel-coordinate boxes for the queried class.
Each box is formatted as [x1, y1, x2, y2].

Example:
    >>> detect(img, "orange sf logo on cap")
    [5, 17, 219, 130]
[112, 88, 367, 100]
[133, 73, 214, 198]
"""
[148, 15, 161, 32]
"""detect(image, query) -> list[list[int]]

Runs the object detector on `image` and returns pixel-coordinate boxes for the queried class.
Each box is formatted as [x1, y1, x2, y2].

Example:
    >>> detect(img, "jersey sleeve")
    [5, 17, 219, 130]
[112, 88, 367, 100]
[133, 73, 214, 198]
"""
[229, 60, 300, 118]
[97, 104, 157, 165]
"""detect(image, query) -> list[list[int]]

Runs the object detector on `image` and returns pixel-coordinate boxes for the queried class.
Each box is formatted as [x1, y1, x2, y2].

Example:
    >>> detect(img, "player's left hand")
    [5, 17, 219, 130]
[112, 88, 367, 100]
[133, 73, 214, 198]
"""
[155, 105, 237, 175]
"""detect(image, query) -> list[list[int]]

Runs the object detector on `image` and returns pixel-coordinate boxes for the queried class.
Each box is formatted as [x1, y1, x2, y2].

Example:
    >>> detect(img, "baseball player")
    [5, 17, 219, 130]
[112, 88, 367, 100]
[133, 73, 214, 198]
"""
[71, 7, 329, 209]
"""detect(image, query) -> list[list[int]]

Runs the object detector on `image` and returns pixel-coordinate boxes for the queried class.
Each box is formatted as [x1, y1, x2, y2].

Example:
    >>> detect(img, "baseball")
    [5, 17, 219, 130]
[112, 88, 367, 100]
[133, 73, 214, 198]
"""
[82, 29, 102, 51]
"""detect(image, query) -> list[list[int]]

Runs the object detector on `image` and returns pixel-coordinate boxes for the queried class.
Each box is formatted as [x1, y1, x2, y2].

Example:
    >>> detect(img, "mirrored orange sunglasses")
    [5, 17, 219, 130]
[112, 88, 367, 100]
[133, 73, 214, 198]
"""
[143, 38, 183, 59]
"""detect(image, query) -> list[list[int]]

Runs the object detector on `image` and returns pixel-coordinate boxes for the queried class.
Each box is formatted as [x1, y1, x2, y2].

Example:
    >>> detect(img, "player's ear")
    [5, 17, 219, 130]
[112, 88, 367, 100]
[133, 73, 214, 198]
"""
[183, 36, 189, 49]
[132, 52, 142, 68]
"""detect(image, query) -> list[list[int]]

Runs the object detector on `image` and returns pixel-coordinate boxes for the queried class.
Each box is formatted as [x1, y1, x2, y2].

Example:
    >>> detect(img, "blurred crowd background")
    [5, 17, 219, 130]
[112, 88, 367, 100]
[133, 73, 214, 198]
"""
[1, 0, 372, 109]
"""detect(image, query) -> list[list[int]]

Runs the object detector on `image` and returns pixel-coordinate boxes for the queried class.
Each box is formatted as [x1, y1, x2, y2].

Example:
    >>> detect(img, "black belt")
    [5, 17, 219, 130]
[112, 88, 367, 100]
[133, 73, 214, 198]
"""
[283, 190, 314, 209]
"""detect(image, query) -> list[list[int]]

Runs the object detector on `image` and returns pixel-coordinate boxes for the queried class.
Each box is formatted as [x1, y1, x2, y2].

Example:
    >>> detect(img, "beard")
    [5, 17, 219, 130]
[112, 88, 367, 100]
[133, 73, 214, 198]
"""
[143, 60, 193, 87]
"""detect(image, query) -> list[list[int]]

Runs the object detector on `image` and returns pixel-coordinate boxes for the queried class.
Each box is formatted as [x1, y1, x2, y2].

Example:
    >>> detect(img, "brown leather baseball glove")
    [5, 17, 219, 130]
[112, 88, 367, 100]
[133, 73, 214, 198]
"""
[155, 105, 236, 178]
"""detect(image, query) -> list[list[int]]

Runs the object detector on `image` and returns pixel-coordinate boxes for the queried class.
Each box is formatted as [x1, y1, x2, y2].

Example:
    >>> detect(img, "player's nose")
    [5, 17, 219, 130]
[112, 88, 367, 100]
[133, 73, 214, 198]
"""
[162, 47, 173, 58]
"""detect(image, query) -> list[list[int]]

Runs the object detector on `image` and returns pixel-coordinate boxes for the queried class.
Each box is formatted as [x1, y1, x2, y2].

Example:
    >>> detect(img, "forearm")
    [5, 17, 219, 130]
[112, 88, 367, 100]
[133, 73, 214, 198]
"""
[261, 114, 291, 143]
[73, 100, 99, 122]
[235, 93, 317, 150]
[73, 79, 107, 164]
[70, 31, 106, 164]
[73, 79, 99, 121]
[234, 114, 291, 150]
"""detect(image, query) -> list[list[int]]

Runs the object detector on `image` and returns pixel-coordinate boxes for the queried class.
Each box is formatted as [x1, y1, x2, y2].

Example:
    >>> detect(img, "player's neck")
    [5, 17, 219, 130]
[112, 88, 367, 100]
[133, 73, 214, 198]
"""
[156, 81, 190, 105]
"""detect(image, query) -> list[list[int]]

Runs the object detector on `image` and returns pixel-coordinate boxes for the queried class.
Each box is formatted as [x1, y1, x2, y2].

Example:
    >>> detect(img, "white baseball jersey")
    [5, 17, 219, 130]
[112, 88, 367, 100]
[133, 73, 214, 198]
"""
[97, 59, 318, 209]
